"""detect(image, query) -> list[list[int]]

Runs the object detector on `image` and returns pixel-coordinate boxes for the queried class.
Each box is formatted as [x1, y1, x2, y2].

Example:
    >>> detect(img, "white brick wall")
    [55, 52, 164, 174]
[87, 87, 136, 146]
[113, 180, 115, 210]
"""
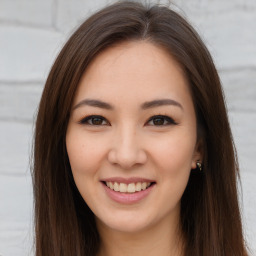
[0, 0, 255, 255]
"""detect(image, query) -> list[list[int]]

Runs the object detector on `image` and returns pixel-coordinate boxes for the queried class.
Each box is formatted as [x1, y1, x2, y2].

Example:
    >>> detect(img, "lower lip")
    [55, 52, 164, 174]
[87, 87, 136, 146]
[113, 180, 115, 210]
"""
[102, 183, 155, 204]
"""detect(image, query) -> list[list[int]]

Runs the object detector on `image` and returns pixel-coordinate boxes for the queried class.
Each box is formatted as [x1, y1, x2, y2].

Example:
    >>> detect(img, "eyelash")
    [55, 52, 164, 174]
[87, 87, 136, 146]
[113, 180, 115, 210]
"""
[147, 115, 177, 126]
[79, 115, 109, 126]
[78, 115, 177, 126]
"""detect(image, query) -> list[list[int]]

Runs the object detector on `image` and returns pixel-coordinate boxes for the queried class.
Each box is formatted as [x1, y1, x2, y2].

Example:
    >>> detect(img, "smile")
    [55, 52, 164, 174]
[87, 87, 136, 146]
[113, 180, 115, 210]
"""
[105, 181, 152, 193]
[101, 178, 156, 204]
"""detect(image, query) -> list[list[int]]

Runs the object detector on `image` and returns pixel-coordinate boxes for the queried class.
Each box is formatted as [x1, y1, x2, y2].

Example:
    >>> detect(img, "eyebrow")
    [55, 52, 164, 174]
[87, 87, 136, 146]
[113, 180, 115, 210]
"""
[141, 99, 183, 110]
[73, 99, 113, 110]
[73, 98, 183, 111]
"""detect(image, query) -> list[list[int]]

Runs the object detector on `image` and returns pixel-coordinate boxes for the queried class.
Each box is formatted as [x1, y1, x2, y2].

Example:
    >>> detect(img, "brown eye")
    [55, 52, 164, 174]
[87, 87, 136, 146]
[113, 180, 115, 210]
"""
[152, 117, 165, 125]
[79, 115, 109, 125]
[147, 115, 177, 126]
[91, 117, 104, 125]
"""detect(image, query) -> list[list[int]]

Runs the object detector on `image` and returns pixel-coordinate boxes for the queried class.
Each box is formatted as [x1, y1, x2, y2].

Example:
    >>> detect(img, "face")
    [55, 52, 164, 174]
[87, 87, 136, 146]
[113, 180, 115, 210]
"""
[66, 41, 201, 234]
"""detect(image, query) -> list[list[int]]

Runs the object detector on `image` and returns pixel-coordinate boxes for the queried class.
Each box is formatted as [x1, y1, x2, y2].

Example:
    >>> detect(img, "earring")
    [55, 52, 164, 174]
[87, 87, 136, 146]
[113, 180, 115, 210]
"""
[196, 161, 202, 171]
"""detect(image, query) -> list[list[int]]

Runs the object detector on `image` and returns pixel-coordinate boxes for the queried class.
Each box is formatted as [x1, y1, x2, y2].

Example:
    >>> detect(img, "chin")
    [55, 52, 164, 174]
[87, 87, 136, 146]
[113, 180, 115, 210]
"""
[96, 211, 155, 234]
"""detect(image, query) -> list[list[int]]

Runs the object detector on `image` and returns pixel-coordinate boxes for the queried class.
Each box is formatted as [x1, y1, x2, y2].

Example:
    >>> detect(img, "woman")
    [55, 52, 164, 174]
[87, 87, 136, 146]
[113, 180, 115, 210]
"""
[33, 1, 249, 255]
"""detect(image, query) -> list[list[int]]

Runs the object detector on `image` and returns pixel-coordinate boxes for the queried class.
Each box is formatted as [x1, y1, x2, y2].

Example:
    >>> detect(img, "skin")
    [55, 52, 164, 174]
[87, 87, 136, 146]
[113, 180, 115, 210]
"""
[66, 41, 202, 256]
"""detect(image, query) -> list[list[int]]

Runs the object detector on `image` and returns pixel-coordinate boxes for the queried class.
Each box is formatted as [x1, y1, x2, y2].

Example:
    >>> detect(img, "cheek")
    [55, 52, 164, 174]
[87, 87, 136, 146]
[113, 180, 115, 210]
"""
[151, 135, 195, 206]
[66, 132, 107, 175]
[149, 132, 196, 176]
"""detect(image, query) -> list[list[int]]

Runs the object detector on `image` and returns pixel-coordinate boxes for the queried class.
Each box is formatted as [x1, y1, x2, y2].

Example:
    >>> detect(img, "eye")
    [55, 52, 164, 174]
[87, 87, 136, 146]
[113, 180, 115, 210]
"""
[147, 115, 177, 126]
[79, 115, 109, 126]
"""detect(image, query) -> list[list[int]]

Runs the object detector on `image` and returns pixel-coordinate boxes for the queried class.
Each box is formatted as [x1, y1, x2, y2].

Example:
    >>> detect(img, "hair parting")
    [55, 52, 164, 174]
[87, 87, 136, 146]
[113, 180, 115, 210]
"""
[32, 1, 249, 255]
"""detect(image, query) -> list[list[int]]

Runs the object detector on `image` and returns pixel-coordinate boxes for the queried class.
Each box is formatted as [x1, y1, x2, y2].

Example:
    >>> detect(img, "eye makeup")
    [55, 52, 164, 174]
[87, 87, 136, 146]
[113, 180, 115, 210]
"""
[78, 114, 178, 127]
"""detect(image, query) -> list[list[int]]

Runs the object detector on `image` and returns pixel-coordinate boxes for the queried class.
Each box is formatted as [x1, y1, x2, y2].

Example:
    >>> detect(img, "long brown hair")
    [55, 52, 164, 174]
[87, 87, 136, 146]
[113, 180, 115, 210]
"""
[32, 1, 249, 255]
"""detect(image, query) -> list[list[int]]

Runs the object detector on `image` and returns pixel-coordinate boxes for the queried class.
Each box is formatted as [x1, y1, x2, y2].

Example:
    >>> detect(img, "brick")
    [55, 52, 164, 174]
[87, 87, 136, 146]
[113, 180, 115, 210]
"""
[0, 175, 33, 256]
[157, 1, 256, 70]
[55, 0, 111, 33]
[185, 11, 256, 70]
[0, 1, 255, 255]
[0, 26, 63, 81]
[0, 230, 33, 256]
[0, 0, 53, 27]
[208, 11, 256, 70]
[53, 0, 256, 70]
[240, 171, 256, 254]
[229, 112, 256, 174]
[220, 69, 256, 112]
[0, 122, 33, 175]
[169, 0, 256, 14]
[0, 83, 43, 122]
[228, 111, 256, 252]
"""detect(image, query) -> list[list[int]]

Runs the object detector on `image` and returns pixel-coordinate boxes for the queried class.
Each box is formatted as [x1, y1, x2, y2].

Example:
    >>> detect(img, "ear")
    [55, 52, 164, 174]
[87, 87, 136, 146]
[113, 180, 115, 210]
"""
[191, 139, 204, 169]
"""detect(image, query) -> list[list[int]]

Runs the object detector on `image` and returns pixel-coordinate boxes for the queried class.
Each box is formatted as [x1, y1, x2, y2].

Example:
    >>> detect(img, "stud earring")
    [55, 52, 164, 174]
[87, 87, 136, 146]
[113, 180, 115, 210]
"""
[196, 161, 202, 171]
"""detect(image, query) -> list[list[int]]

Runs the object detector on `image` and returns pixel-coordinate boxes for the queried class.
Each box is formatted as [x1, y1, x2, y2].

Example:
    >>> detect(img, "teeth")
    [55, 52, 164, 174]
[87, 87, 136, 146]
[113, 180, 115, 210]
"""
[119, 183, 127, 192]
[127, 183, 136, 193]
[114, 182, 119, 191]
[135, 182, 141, 191]
[105, 181, 152, 193]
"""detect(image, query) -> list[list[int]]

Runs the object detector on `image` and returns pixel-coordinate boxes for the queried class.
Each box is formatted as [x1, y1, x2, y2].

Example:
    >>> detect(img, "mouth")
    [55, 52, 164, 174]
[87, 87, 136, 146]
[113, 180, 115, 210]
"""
[102, 181, 156, 193]
[101, 178, 156, 204]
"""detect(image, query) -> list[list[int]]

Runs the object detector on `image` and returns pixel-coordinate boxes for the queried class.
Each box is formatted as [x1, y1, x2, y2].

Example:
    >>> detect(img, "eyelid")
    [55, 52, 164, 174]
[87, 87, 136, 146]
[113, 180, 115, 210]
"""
[78, 115, 110, 125]
[146, 115, 177, 126]
[78, 114, 177, 126]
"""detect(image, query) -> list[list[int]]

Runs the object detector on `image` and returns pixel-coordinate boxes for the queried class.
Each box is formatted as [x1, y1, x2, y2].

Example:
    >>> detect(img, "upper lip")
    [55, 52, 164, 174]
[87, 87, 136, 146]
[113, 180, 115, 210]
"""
[102, 177, 156, 184]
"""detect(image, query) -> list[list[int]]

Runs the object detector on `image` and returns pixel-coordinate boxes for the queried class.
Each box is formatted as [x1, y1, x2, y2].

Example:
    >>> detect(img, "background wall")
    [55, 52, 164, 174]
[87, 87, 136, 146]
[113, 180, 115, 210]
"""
[0, 0, 255, 255]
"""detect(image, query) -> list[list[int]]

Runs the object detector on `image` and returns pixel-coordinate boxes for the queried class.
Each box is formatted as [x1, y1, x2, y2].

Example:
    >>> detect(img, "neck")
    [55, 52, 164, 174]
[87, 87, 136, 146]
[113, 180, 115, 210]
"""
[96, 216, 184, 256]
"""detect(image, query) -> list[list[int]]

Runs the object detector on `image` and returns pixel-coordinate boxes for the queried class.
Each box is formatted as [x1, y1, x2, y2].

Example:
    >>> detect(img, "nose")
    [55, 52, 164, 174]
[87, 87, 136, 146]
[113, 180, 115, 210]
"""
[108, 126, 147, 169]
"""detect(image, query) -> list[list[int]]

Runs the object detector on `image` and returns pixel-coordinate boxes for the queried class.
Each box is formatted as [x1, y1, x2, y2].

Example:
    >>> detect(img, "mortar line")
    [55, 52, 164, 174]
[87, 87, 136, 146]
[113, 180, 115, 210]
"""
[0, 80, 44, 86]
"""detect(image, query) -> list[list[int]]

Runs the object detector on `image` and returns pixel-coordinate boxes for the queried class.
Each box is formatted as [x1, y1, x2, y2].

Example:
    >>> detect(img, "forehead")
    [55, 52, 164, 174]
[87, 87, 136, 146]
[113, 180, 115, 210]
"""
[73, 41, 192, 109]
